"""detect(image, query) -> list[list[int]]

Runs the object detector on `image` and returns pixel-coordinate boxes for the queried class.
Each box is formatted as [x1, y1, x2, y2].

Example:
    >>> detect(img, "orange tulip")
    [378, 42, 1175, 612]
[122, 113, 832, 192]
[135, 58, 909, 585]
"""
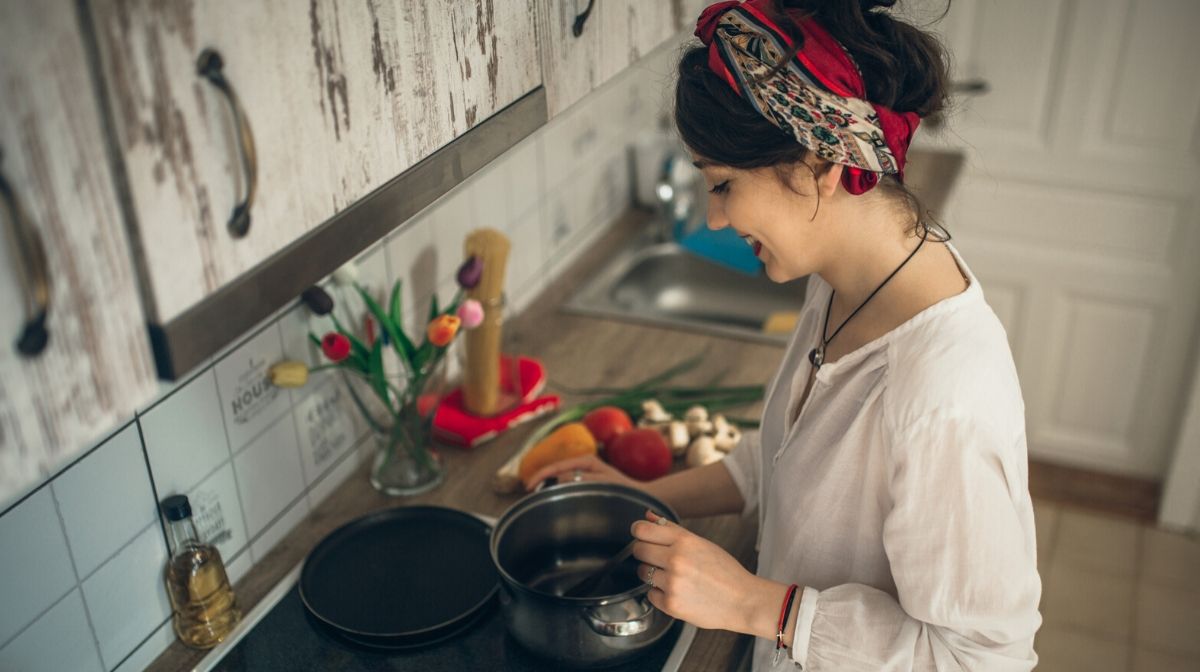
[426, 314, 461, 347]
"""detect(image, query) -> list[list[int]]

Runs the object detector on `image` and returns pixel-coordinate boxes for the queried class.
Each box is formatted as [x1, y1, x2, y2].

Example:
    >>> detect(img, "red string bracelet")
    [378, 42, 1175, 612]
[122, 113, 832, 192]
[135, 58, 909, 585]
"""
[774, 583, 800, 663]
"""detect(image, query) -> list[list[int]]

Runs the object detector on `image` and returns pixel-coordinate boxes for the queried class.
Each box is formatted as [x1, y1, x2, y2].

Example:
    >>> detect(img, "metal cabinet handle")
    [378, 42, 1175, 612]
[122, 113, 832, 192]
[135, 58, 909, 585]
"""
[572, 0, 597, 37]
[197, 48, 257, 238]
[0, 150, 50, 356]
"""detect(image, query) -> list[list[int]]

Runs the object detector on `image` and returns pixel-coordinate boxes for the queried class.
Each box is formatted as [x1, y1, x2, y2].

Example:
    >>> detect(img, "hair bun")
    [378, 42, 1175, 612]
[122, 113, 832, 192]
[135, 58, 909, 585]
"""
[860, 0, 898, 9]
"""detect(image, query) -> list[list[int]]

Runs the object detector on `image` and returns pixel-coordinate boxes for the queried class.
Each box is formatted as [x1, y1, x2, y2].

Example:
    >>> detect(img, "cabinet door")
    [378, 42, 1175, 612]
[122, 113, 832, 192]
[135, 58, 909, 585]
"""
[922, 0, 1200, 478]
[0, 0, 157, 504]
[539, 0, 703, 117]
[87, 0, 541, 326]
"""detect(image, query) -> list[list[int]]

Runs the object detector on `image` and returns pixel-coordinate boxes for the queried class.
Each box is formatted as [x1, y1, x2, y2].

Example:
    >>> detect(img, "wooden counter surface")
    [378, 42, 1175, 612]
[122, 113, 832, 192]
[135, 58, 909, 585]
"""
[149, 211, 786, 672]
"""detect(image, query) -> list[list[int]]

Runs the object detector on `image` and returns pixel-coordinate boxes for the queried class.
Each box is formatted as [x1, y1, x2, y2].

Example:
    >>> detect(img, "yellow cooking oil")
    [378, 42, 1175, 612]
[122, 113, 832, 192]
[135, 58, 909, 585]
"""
[160, 494, 241, 648]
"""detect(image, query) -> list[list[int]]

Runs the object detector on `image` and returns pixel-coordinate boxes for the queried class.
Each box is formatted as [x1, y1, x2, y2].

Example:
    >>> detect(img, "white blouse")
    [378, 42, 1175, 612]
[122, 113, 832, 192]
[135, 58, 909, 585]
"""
[723, 246, 1041, 671]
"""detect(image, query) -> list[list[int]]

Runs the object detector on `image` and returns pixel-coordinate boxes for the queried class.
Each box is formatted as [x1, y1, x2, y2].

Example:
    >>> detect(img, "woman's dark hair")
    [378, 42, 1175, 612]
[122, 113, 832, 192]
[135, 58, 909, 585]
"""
[676, 0, 951, 225]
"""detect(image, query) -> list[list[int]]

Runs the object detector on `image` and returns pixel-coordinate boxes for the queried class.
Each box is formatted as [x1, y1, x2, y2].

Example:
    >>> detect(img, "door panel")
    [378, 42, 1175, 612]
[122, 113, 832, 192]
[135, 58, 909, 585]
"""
[924, 0, 1200, 477]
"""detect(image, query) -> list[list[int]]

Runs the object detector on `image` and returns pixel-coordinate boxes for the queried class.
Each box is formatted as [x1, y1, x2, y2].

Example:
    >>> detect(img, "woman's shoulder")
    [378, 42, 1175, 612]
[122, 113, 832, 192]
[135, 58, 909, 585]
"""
[881, 287, 1025, 436]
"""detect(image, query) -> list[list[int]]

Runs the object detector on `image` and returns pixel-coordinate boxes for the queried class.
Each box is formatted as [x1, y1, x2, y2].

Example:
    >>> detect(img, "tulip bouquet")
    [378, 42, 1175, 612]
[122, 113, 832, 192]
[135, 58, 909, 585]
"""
[274, 256, 486, 495]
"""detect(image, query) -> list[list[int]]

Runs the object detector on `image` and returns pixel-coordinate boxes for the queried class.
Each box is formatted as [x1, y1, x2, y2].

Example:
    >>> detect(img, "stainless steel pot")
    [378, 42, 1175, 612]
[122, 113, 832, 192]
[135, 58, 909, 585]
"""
[489, 482, 678, 669]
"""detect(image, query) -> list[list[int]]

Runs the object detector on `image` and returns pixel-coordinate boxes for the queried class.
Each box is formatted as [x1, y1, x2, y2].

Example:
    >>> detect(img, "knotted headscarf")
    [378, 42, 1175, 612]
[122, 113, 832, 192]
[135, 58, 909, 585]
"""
[695, 0, 920, 194]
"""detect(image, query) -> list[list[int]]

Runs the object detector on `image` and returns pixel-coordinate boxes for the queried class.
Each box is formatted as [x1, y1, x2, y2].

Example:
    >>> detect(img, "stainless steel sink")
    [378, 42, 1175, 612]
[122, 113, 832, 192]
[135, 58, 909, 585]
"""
[564, 238, 806, 344]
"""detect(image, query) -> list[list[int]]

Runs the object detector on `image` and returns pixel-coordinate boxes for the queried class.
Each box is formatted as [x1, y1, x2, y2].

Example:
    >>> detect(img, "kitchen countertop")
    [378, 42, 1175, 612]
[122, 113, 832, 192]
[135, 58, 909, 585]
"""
[148, 210, 787, 672]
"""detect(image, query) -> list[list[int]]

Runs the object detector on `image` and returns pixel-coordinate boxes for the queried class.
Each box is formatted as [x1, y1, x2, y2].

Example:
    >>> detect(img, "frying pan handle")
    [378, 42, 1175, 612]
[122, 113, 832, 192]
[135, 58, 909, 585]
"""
[583, 596, 655, 637]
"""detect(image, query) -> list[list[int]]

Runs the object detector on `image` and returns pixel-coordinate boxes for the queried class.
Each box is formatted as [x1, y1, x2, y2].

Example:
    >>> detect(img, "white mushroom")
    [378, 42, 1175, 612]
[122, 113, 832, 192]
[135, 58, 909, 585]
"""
[684, 405, 709, 423]
[686, 435, 723, 468]
[711, 415, 742, 453]
[640, 399, 672, 423]
[684, 405, 713, 437]
[667, 421, 691, 457]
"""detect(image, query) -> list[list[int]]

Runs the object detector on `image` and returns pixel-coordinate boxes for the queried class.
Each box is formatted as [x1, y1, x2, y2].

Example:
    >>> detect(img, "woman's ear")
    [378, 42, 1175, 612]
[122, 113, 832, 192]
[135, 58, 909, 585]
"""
[816, 162, 843, 198]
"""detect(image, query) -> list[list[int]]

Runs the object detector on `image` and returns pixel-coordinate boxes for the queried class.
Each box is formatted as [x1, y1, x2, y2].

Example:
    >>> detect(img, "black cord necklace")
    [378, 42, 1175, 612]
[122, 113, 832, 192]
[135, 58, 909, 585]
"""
[808, 230, 928, 370]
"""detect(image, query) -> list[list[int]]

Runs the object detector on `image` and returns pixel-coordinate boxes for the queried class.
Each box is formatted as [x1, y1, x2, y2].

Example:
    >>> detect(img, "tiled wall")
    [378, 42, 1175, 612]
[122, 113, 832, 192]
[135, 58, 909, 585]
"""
[0, 41, 681, 672]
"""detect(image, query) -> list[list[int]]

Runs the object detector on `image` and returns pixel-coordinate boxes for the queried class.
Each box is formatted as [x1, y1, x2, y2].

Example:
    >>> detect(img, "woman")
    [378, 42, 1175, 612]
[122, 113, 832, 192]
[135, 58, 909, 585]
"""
[526, 0, 1041, 669]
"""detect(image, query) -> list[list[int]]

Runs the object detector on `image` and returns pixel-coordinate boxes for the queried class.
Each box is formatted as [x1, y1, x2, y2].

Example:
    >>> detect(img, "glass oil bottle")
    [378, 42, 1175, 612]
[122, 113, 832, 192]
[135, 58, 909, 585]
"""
[161, 494, 241, 648]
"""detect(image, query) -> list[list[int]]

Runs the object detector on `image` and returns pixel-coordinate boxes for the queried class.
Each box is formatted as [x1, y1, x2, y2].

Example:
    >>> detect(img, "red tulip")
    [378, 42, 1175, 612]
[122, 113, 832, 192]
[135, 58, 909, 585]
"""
[321, 333, 351, 362]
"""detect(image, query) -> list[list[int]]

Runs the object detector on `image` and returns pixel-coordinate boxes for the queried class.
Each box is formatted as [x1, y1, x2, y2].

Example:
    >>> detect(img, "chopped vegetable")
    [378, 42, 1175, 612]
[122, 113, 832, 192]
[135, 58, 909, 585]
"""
[583, 406, 634, 447]
[517, 423, 598, 482]
[607, 429, 672, 481]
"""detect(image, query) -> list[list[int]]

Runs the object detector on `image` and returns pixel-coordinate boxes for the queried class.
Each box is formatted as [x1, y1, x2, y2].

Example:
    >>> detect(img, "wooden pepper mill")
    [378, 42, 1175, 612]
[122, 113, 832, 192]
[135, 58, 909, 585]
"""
[463, 228, 511, 416]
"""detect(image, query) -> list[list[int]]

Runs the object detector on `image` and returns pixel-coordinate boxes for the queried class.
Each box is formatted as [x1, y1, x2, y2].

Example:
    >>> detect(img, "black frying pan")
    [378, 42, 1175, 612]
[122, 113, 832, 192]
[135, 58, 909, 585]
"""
[299, 506, 499, 649]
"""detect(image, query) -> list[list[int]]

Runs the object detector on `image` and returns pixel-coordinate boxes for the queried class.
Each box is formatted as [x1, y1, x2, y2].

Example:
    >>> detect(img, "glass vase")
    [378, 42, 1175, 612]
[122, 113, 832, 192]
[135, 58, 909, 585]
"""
[368, 407, 445, 496]
[352, 347, 452, 497]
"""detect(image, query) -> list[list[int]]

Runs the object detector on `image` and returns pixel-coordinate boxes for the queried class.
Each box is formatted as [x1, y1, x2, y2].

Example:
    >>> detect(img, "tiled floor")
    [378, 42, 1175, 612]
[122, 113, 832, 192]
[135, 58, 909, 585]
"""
[1033, 499, 1200, 671]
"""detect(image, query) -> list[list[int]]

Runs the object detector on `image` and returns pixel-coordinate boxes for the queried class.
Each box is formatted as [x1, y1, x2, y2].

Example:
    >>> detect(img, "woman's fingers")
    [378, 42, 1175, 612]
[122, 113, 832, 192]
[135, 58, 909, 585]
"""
[631, 517, 680, 544]
[631, 540, 674, 569]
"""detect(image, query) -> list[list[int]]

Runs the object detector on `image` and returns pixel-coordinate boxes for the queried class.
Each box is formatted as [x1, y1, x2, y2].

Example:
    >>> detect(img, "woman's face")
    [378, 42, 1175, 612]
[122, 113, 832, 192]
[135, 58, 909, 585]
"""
[694, 158, 835, 283]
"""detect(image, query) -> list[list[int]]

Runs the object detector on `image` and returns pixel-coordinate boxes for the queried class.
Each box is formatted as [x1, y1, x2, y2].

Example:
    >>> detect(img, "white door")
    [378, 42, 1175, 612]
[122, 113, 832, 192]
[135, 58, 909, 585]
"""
[915, 0, 1200, 478]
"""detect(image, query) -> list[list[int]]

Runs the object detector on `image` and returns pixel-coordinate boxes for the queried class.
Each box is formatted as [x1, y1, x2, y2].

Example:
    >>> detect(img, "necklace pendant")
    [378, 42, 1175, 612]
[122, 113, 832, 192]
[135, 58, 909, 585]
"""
[808, 346, 824, 369]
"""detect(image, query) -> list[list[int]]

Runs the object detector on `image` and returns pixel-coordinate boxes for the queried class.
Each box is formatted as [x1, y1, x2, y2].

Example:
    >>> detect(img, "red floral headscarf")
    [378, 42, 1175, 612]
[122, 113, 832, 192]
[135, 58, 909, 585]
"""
[695, 0, 920, 195]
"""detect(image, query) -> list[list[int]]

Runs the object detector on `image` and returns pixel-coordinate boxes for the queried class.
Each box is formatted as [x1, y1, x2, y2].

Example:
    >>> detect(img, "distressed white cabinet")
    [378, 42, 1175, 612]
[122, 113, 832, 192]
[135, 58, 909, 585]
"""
[918, 0, 1200, 478]
[539, 0, 706, 117]
[86, 0, 542, 327]
[0, 0, 157, 505]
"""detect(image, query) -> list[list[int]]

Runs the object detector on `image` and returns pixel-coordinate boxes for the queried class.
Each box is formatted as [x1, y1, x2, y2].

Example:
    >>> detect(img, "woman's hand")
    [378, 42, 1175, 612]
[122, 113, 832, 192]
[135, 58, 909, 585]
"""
[521, 455, 639, 491]
[631, 510, 784, 636]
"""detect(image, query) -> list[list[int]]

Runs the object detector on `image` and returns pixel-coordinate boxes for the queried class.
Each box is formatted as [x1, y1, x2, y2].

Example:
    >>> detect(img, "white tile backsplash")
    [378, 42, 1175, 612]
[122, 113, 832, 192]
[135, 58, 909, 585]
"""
[0, 589, 104, 672]
[80, 525, 171, 669]
[0, 47, 666, 671]
[0, 488, 78, 646]
[249, 495, 310, 564]
[327, 244, 391, 342]
[225, 548, 253, 586]
[430, 186, 477, 288]
[53, 423, 156, 578]
[232, 414, 305, 539]
[505, 203, 547, 306]
[293, 377, 366, 486]
[140, 369, 230, 495]
[466, 161, 512, 232]
[189, 461, 249, 561]
[113, 620, 174, 672]
[506, 134, 543, 219]
[385, 212, 437, 332]
[306, 439, 365, 510]
[214, 324, 290, 454]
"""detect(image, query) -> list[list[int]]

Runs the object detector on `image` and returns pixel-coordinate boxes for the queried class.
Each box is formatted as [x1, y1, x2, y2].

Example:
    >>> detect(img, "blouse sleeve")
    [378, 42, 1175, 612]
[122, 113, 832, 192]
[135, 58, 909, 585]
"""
[790, 410, 1042, 671]
[720, 428, 761, 518]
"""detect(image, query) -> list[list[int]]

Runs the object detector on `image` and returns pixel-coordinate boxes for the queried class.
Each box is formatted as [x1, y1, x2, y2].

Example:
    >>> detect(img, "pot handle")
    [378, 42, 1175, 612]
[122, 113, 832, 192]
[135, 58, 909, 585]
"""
[583, 596, 655, 637]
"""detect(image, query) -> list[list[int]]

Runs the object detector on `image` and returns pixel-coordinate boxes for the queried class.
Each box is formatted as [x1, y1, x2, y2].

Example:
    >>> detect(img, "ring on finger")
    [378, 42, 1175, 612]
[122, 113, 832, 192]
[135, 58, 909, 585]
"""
[571, 468, 584, 483]
[645, 565, 657, 588]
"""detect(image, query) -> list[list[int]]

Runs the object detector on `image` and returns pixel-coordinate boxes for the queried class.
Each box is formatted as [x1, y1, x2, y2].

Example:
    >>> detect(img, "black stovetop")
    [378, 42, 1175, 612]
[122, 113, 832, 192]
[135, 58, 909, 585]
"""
[210, 586, 684, 672]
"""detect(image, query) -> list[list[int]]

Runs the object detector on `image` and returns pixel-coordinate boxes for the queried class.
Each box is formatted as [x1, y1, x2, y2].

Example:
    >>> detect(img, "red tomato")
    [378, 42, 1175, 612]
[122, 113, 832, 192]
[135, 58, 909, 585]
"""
[582, 406, 634, 446]
[605, 429, 672, 481]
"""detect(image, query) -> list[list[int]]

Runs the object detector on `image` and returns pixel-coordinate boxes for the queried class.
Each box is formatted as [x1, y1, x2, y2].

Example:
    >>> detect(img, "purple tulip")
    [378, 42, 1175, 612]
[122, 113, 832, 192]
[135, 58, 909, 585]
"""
[456, 256, 484, 289]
